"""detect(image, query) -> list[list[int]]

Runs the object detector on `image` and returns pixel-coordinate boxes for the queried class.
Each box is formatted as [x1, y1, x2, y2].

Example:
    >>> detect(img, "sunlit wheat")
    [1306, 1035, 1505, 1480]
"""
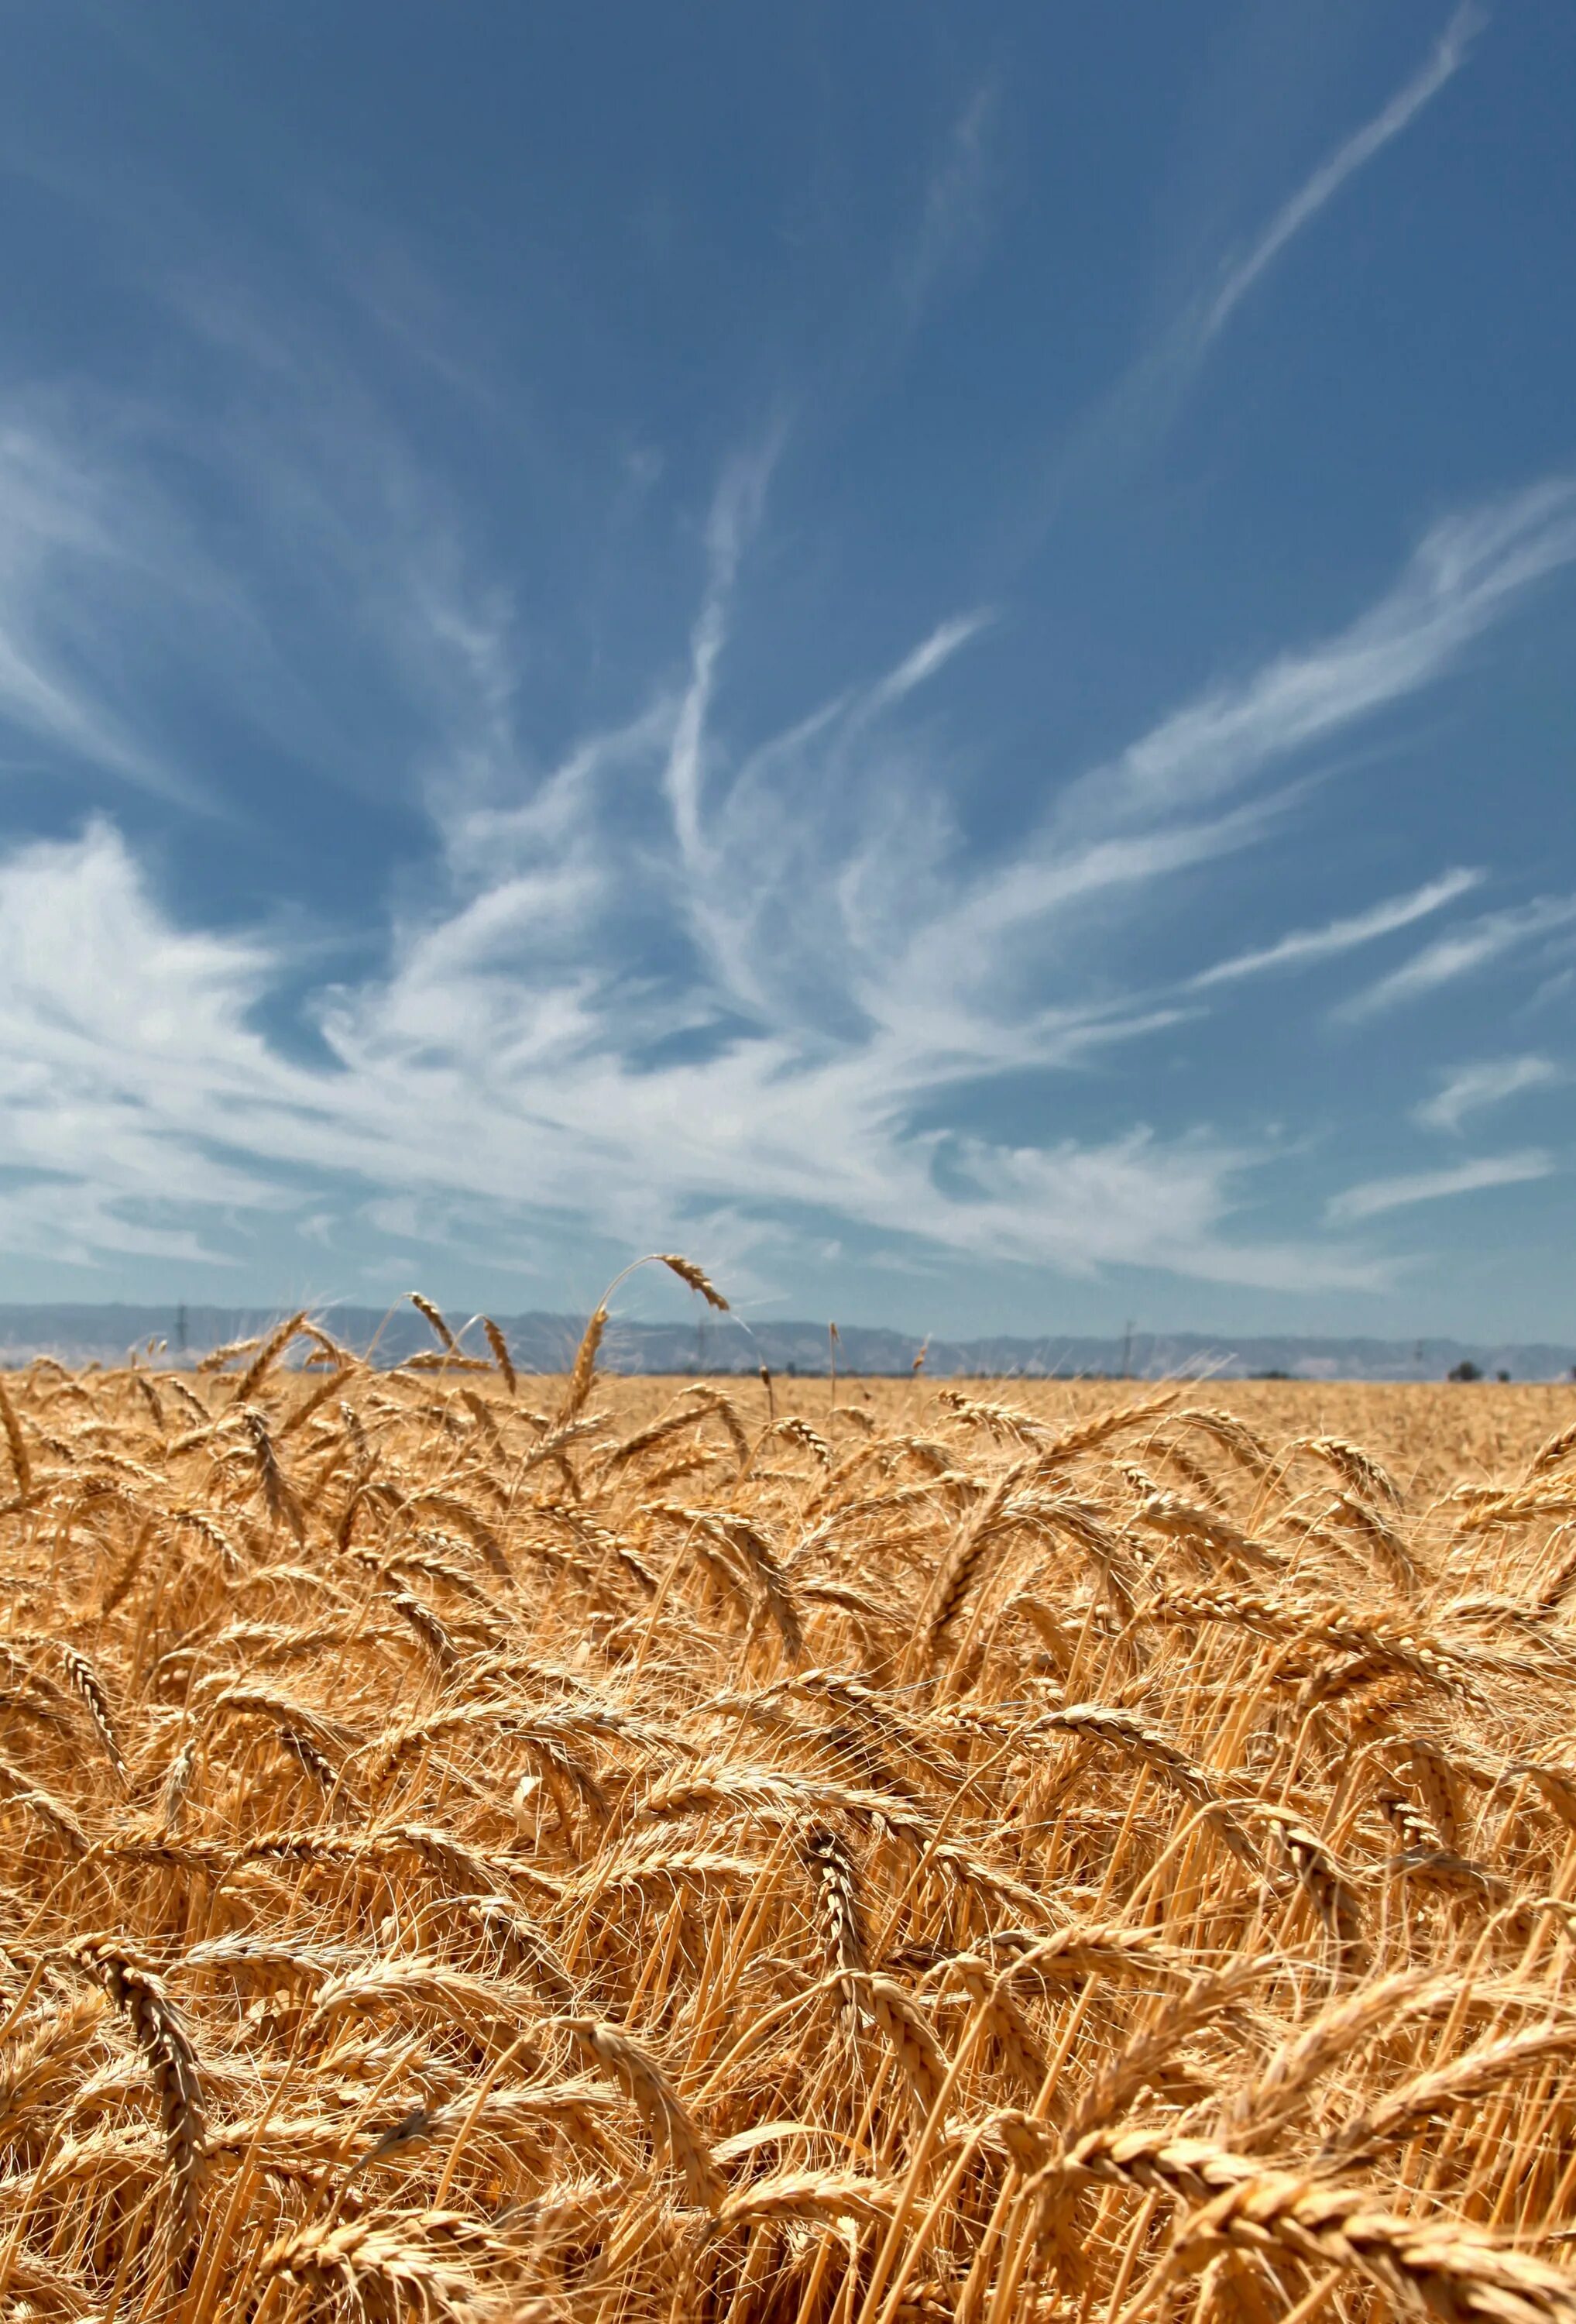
[0, 1284, 1574, 2320]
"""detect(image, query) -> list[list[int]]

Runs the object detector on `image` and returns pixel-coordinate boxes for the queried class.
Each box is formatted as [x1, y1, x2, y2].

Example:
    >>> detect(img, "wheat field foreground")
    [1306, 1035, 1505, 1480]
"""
[4, 1312, 1576, 2322]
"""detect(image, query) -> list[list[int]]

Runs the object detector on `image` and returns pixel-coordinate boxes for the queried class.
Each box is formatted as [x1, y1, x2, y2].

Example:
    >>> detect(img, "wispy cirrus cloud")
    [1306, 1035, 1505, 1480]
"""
[0, 355, 536, 823]
[661, 432, 783, 873]
[904, 481, 1576, 1043]
[1189, 868, 1482, 989]
[0, 816, 1376, 1294]
[1199, 5, 1481, 348]
[1337, 894, 1576, 1019]
[0, 424, 218, 806]
[0, 333, 1570, 1301]
[1056, 480, 1576, 841]
[898, 79, 1001, 324]
[1414, 1055, 1563, 1133]
[1021, 7, 1482, 527]
[1327, 1150, 1553, 1225]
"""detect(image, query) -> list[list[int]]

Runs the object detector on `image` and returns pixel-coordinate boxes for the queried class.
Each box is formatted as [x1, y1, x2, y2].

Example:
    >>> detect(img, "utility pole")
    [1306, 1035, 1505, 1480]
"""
[176, 1303, 188, 1357]
[1120, 1319, 1134, 1380]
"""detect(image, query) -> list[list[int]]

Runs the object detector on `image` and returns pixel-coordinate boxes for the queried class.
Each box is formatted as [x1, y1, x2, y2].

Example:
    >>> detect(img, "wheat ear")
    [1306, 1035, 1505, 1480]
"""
[69, 1935, 204, 2240]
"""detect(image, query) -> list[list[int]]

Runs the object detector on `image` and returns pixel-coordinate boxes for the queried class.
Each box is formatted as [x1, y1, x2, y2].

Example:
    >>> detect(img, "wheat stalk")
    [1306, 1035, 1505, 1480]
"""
[0, 1346, 1571, 2320]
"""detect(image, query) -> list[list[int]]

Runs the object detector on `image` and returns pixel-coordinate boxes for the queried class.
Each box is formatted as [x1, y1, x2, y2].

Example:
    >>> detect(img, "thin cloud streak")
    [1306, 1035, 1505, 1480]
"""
[1327, 1150, 1552, 1224]
[1056, 480, 1576, 840]
[898, 79, 1001, 323]
[1015, 8, 1481, 544]
[913, 482, 1576, 1023]
[1190, 868, 1482, 989]
[1201, 5, 1482, 345]
[0, 426, 218, 807]
[1414, 1055, 1563, 1133]
[661, 433, 782, 871]
[867, 610, 996, 713]
[1337, 894, 1576, 1019]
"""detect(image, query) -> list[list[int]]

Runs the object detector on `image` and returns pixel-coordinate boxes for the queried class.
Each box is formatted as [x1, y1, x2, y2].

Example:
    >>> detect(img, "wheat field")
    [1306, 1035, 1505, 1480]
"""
[4, 1280, 1576, 2323]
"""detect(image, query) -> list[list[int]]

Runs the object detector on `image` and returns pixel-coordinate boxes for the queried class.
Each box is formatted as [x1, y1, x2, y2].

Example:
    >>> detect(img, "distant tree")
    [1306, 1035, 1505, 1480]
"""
[1496, 1369, 1511, 1383]
[1447, 1360, 1482, 1382]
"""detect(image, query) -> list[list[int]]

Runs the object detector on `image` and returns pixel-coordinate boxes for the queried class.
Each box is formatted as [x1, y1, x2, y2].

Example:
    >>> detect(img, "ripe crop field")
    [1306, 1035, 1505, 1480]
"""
[3, 1295, 1576, 2323]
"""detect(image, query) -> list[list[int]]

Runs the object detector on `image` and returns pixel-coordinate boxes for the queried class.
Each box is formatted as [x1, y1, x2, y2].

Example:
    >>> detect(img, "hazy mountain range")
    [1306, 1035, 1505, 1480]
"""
[1, 1305, 1572, 1382]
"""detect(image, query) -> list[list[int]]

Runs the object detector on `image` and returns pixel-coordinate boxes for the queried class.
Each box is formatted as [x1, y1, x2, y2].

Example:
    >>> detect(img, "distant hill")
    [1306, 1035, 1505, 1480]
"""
[0, 1303, 1572, 1381]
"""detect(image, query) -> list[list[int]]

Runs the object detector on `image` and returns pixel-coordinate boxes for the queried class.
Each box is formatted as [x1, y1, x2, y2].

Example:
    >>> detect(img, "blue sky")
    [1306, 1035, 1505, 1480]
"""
[0, 2, 1574, 1341]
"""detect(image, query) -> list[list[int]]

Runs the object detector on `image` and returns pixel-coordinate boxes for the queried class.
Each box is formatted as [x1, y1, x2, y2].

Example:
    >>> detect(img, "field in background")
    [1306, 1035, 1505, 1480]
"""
[634, 1372, 1576, 1492]
[2, 1329, 1576, 2323]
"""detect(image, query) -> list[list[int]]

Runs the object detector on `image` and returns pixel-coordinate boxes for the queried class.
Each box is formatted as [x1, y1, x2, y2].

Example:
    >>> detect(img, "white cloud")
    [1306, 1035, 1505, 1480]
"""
[1326, 1151, 1553, 1225]
[898, 80, 1001, 322]
[866, 610, 995, 714]
[0, 812, 1378, 1298]
[0, 401, 1570, 1301]
[0, 306, 557, 834]
[1190, 868, 1482, 988]
[1056, 481, 1576, 839]
[1021, 9, 1482, 526]
[1201, 6, 1481, 346]
[1414, 1056, 1563, 1133]
[0, 425, 218, 804]
[1338, 895, 1576, 1019]
[661, 431, 782, 871]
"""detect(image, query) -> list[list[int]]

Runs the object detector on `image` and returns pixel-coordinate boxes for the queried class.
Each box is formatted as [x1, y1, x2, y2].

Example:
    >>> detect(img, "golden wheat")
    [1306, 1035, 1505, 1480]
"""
[0, 1333, 1572, 2319]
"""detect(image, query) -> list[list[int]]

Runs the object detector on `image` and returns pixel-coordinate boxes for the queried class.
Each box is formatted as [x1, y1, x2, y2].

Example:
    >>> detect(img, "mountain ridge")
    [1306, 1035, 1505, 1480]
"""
[0, 1303, 1571, 1380]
